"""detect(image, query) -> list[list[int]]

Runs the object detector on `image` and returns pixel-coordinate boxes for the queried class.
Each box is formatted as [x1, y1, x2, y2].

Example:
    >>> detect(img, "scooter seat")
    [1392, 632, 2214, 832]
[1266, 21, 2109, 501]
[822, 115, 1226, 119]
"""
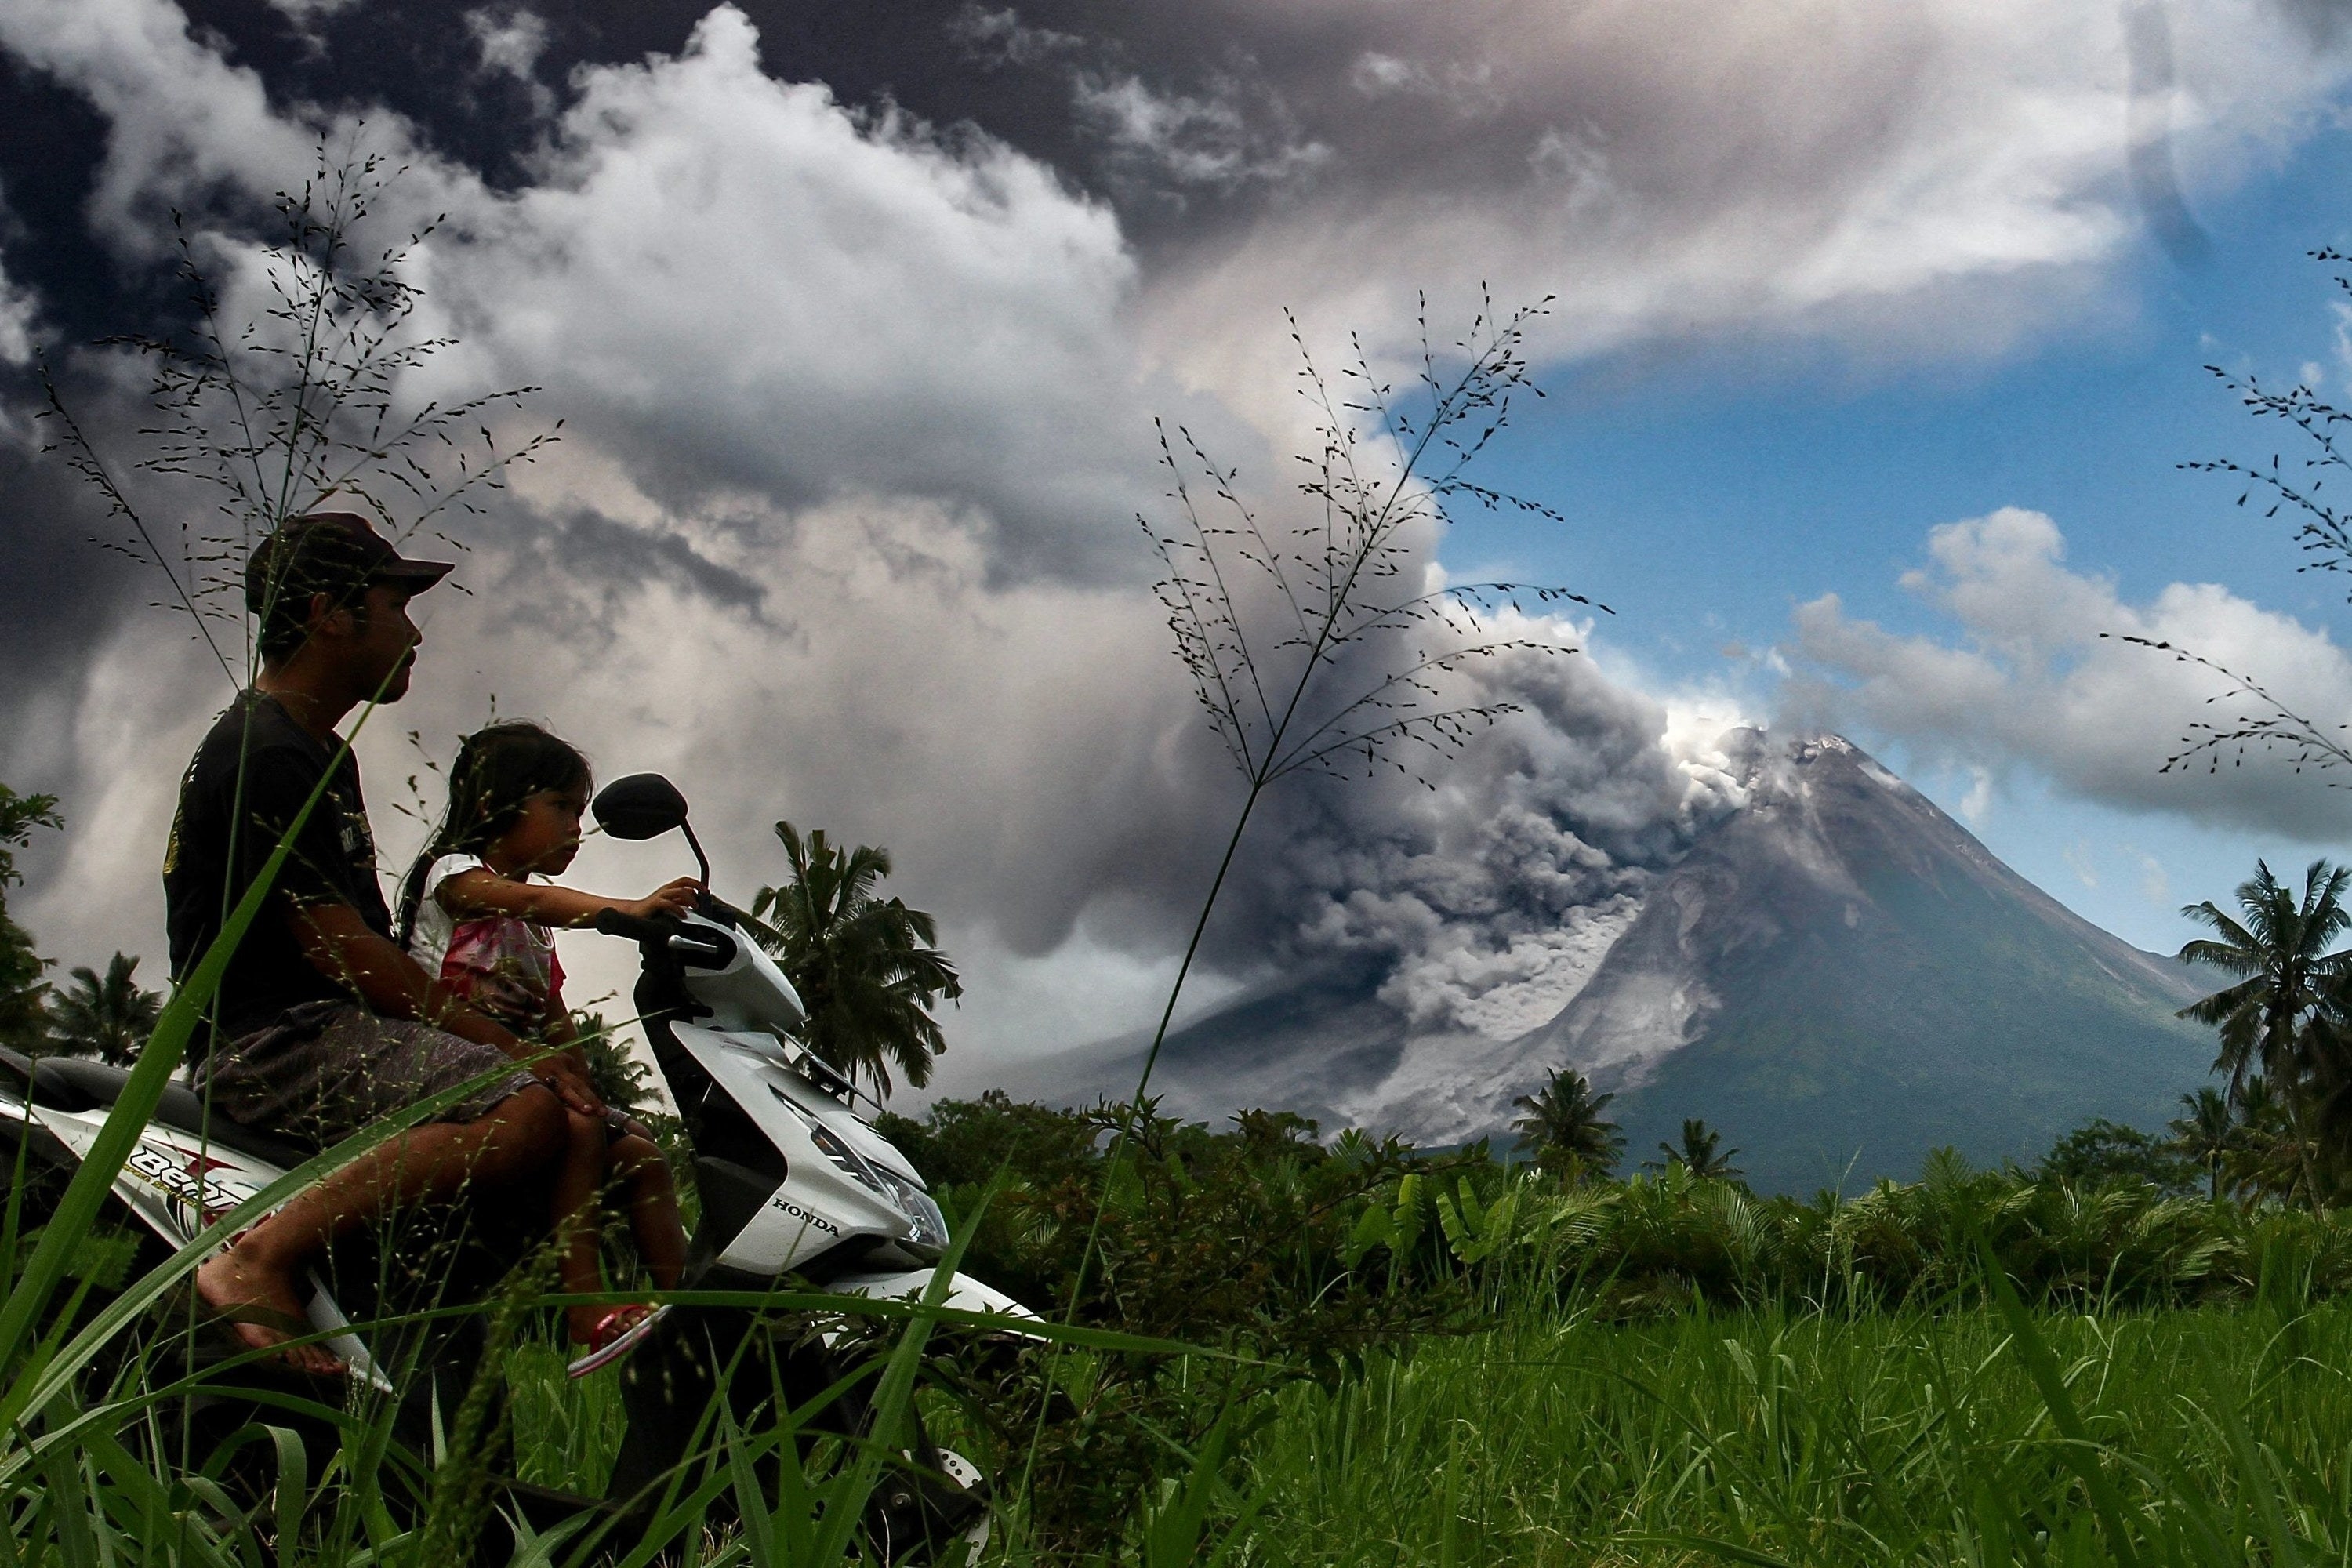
[24, 1056, 314, 1171]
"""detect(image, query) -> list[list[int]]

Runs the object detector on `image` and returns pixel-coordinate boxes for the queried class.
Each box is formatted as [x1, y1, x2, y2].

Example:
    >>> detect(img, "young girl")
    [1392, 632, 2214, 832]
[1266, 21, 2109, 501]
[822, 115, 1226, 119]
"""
[397, 722, 699, 1348]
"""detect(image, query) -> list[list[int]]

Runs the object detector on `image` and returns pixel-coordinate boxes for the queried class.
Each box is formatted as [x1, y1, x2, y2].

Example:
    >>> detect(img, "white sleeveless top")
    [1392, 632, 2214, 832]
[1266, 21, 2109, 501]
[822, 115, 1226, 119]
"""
[406, 853, 563, 1033]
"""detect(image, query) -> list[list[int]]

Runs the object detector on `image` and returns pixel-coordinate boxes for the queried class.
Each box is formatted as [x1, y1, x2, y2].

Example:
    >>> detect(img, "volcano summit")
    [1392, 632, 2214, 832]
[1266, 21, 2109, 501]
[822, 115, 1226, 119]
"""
[985, 733, 2215, 1192]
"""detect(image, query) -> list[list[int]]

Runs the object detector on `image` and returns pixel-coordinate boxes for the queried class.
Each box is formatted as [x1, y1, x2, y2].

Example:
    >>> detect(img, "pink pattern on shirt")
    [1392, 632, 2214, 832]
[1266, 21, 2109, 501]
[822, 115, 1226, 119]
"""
[438, 915, 565, 1035]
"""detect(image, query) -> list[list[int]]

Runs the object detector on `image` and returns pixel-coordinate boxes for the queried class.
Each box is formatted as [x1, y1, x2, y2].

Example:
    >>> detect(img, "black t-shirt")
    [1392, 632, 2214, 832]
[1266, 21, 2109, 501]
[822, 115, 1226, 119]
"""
[163, 691, 394, 1044]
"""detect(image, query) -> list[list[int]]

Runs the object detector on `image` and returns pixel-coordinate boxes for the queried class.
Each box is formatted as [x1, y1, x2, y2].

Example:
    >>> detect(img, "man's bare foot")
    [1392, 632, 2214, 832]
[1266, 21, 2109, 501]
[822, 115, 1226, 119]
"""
[194, 1247, 344, 1376]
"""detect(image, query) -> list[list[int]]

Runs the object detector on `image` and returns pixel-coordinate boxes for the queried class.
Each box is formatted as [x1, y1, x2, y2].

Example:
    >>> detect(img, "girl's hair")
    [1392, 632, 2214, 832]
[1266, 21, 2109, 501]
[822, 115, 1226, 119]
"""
[395, 722, 592, 949]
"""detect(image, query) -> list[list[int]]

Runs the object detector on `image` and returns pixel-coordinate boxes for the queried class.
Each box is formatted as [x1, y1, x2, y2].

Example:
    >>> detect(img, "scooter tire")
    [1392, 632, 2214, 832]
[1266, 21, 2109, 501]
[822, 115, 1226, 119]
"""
[601, 1302, 993, 1564]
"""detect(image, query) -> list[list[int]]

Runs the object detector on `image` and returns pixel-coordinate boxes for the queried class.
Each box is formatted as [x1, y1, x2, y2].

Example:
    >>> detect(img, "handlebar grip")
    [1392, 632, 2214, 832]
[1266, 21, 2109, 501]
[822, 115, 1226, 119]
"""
[593, 908, 736, 967]
[671, 928, 737, 965]
[593, 909, 673, 942]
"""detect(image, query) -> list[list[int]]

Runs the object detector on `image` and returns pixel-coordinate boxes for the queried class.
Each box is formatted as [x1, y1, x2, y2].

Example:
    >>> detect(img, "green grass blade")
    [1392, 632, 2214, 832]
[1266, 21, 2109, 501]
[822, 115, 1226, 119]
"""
[1974, 1238, 2140, 1568]
[0, 1055, 554, 1464]
[717, 1403, 775, 1568]
[1618, 1534, 1798, 1568]
[806, 1181, 998, 1566]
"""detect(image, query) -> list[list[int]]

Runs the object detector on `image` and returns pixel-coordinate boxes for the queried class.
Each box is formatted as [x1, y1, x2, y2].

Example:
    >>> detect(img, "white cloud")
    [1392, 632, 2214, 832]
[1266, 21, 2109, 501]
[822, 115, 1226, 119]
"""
[2127, 844, 2172, 904]
[1960, 766, 1994, 822]
[1074, 72, 1331, 196]
[0, 0, 316, 259]
[948, 7, 1083, 68]
[466, 6, 546, 79]
[0, 252, 34, 367]
[1787, 506, 2352, 842]
[402, 6, 1184, 580]
[466, 6, 554, 115]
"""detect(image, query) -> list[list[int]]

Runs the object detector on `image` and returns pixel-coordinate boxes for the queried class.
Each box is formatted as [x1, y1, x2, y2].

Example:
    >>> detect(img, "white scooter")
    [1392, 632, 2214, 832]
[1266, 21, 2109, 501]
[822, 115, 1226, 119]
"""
[582, 771, 1031, 1551]
[0, 770, 1029, 1558]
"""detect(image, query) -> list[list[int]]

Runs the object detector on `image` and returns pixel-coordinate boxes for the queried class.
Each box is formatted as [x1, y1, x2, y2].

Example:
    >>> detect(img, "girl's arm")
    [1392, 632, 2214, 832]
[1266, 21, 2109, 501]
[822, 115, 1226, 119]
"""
[434, 869, 699, 928]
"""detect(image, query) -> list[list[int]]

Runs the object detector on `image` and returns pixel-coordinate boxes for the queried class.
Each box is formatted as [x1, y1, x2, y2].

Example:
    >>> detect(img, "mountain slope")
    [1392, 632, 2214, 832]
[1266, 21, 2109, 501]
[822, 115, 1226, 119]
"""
[1525, 735, 2212, 1190]
[984, 734, 2219, 1192]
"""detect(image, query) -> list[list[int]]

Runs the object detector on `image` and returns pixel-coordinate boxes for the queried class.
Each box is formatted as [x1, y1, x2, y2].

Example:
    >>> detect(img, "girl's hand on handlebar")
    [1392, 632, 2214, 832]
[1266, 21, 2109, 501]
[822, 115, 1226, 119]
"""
[617, 879, 700, 921]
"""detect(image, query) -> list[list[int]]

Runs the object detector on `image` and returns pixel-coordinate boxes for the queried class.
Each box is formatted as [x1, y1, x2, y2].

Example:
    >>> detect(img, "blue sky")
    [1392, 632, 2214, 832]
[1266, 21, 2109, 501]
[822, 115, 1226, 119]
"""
[1441, 119, 2352, 953]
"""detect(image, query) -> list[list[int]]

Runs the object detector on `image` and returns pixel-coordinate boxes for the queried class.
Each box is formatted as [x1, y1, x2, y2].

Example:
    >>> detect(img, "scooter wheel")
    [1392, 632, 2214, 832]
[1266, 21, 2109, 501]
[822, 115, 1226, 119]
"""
[934, 1450, 993, 1563]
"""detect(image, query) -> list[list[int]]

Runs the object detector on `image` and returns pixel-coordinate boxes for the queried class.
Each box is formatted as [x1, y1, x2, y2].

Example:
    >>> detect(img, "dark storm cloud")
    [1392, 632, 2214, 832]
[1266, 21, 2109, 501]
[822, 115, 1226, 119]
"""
[513, 507, 768, 619]
[26, 0, 2323, 350]
[0, 1, 1272, 1050]
[8, 0, 2337, 470]
[0, 430, 154, 747]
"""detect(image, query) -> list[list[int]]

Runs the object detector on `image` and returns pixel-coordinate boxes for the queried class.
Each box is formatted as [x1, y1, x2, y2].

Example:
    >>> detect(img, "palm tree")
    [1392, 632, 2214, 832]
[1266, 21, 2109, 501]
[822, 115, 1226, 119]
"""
[1510, 1068, 1623, 1181]
[2168, 1087, 2236, 1203]
[2227, 1075, 2307, 1205]
[2303, 974, 2352, 1165]
[751, 821, 962, 1098]
[1653, 1117, 1742, 1181]
[0, 783, 61, 1051]
[2178, 858, 2352, 1208]
[45, 953, 162, 1065]
[568, 1010, 659, 1119]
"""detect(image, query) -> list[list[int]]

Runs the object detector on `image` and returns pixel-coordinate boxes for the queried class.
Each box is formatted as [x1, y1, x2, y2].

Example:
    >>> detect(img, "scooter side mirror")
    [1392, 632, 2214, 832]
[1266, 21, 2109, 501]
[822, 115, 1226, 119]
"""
[593, 774, 691, 840]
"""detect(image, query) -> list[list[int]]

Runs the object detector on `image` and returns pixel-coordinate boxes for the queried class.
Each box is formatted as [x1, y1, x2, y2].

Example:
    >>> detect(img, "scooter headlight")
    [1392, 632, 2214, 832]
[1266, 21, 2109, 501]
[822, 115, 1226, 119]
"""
[769, 1087, 946, 1247]
[874, 1169, 950, 1252]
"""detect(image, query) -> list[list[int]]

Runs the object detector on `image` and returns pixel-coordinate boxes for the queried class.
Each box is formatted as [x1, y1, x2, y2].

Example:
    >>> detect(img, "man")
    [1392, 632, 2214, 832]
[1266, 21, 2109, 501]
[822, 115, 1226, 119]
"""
[168, 513, 600, 1374]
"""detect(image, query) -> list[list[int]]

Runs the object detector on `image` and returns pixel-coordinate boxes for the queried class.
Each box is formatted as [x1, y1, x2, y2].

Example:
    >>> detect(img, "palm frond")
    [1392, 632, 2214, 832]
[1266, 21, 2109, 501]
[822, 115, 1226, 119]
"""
[753, 818, 960, 1096]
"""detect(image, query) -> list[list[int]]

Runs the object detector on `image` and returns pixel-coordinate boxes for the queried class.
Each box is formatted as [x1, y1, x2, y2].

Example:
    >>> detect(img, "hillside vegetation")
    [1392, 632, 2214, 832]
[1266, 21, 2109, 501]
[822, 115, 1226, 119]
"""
[477, 1089, 2352, 1564]
[804, 1091, 2352, 1559]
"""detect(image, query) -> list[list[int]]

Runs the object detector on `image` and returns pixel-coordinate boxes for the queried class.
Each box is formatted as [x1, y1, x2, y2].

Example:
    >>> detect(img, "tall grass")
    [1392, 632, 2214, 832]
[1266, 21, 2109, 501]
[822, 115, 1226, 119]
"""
[24, 1130, 2352, 1565]
[1240, 1289, 2352, 1566]
[488, 1254, 2352, 1566]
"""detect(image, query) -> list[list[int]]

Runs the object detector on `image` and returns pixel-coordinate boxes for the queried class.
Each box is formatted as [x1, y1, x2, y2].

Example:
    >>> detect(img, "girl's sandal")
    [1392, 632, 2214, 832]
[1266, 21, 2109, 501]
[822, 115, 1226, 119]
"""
[565, 1302, 671, 1380]
[585, 1304, 650, 1349]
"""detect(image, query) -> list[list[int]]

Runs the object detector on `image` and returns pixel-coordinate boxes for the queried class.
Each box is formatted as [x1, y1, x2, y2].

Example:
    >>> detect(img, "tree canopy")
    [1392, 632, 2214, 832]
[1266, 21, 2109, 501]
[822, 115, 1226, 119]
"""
[569, 1009, 661, 1119]
[1652, 1117, 1742, 1181]
[2178, 858, 2352, 1206]
[46, 953, 162, 1065]
[0, 784, 61, 1051]
[751, 821, 961, 1098]
[1510, 1068, 1623, 1181]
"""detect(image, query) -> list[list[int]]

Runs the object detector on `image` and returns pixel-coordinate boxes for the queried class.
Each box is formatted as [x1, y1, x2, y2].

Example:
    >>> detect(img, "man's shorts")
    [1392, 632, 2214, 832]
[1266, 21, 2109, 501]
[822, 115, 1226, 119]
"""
[196, 1000, 543, 1149]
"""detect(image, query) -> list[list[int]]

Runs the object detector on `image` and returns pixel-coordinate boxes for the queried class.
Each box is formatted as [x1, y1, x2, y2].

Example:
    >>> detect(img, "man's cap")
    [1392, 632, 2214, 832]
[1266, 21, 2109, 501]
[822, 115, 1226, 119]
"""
[245, 512, 455, 615]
